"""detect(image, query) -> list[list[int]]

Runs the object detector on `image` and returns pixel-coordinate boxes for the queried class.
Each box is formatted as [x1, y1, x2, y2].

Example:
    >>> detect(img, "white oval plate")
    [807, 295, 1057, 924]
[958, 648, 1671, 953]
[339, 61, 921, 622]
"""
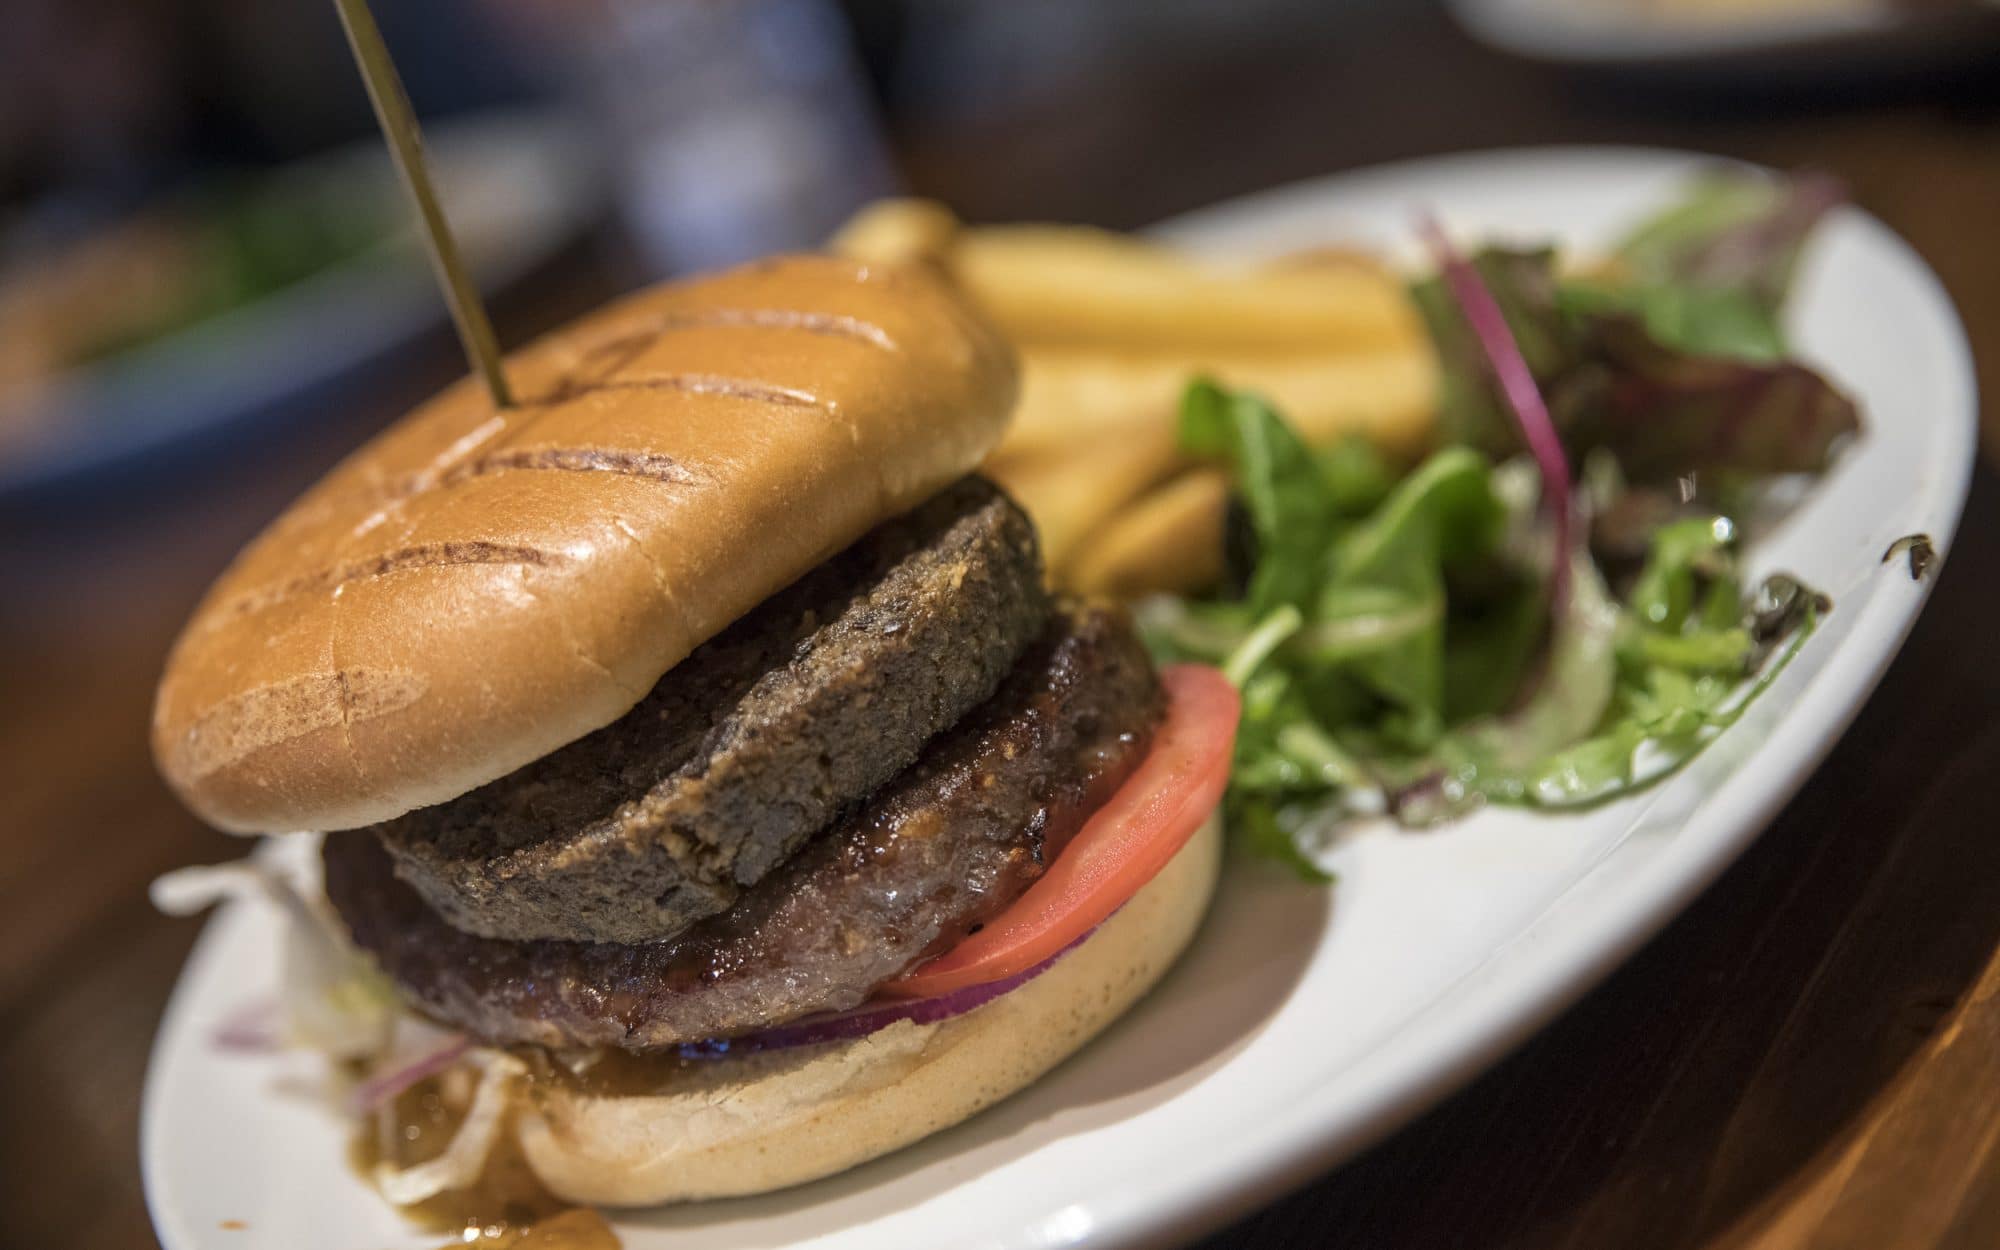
[144, 147, 1975, 1250]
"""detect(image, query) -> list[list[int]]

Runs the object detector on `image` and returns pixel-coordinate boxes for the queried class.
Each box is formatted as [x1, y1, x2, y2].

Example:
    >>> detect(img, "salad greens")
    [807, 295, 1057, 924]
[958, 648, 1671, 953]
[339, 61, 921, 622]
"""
[1410, 173, 1858, 492]
[1144, 171, 1847, 876]
[1609, 169, 1844, 344]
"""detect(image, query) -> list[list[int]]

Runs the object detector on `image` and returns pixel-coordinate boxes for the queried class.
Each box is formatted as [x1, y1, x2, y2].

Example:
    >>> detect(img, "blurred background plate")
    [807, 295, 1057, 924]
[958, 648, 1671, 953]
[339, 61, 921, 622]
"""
[0, 109, 604, 503]
[1446, 0, 2000, 73]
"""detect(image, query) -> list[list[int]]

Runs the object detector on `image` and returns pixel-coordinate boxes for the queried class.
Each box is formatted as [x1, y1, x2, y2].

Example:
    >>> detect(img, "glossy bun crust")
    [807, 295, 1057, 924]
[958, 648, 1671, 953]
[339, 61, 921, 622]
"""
[153, 256, 1017, 834]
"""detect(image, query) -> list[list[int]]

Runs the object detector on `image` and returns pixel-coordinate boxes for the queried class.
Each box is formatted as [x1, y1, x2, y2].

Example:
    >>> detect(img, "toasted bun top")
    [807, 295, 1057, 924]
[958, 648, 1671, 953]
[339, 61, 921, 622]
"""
[153, 256, 1017, 834]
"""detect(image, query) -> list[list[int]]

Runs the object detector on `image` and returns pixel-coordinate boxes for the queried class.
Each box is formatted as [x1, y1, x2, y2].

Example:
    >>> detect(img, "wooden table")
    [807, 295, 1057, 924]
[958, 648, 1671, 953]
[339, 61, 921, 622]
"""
[3, 5, 1995, 1247]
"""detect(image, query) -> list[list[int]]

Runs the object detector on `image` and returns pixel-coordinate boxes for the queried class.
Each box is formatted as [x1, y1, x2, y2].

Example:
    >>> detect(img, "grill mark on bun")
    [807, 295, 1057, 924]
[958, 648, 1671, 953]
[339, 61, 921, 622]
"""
[174, 666, 427, 780]
[213, 541, 566, 623]
[437, 447, 702, 489]
[665, 307, 899, 350]
[572, 308, 900, 371]
[348, 439, 698, 548]
[348, 540, 562, 574]
[342, 314, 860, 526]
[540, 374, 825, 410]
[516, 308, 892, 435]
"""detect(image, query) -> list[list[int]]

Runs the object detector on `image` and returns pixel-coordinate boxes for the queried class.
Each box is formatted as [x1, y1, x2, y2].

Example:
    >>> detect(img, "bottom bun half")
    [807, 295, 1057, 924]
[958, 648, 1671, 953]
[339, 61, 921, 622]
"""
[515, 809, 1224, 1206]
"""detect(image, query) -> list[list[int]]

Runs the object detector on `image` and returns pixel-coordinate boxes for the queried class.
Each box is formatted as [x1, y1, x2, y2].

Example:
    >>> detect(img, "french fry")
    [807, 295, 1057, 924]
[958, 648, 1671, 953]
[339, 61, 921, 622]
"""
[831, 201, 1420, 356]
[1005, 346, 1437, 595]
[826, 198, 961, 269]
[986, 422, 1182, 576]
[986, 347, 1436, 588]
[1066, 469, 1231, 599]
[1264, 245, 1396, 275]
[948, 225, 1417, 354]
[827, 198, 1448, 600]
[996, 347, 1437, 467]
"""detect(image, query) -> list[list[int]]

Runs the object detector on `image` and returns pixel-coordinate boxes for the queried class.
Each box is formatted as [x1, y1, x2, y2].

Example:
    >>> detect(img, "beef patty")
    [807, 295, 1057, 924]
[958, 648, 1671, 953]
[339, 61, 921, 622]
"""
[372, 477, 1048, 945]
[325, 605, 1163, 1052]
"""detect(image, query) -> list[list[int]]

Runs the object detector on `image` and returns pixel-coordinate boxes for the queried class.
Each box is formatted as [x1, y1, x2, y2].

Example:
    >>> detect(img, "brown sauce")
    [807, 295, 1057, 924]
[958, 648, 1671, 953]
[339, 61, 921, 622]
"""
[529, 1046, 725, 1100]
[430, 1208, 620, 1250]
[349, 1075, 617, 1248]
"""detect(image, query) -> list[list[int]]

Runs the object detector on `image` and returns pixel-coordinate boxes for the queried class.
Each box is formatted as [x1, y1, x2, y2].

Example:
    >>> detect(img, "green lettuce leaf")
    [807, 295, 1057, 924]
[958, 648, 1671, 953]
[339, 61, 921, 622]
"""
[1151, 375, 1834, 874]
[1313, 447, 1502, 747]
[1179, 378, 1343, 615]
[1393, 513, 1824, 820]
[1521, 581, 1823, 808]
[1388, 553, 1622, 825]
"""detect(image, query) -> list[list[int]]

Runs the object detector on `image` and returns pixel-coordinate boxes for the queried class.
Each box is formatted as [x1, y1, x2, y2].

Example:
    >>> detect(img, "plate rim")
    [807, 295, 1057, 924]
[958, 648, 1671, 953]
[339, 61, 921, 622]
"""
[1444, 0, 1927, 65]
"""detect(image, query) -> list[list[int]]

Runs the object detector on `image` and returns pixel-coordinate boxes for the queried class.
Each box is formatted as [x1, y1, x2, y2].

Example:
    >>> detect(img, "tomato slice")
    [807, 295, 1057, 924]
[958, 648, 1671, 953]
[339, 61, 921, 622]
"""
[882, 663, 1240, 999]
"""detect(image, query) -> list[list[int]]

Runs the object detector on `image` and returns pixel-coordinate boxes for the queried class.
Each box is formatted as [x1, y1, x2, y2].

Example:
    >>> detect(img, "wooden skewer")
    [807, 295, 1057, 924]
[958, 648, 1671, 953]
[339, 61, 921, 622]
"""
[330, 0, 513, 409]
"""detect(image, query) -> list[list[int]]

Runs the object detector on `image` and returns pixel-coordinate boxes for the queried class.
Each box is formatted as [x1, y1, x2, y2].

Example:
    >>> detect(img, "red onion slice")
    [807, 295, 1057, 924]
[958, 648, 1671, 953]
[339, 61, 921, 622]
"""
[1420, 216, 1576, 609]
[350, 1032, 471, 1115]
[675, 927, 1092, 1061]
[212, 998, 283, 1052]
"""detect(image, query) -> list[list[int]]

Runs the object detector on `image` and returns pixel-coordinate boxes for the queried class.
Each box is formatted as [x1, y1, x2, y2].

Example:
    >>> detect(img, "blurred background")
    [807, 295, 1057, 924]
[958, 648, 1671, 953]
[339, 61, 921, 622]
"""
[2, 1, 1997, 1247]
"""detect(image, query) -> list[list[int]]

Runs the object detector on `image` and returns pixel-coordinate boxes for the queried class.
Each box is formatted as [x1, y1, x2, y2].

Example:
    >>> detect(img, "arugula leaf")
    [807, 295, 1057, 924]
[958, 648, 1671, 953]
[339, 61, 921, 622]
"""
[1218, 664, 1346, 882]
[1389, 552, 1624, 824]
[1441, 569, 1545, 721]
[1159, 408, 1518, 866]
[1317, 447, 1503, 747]
[1627, 516, 1739, 632]
[1617, 514, 1753, 673]
[1522, 580, 1823, 808]
[1179, 378, 1344, 615]
[1319, 434, 1398, 517]
[1400, 519, 1824, 818]
[1232, 796, 1338, 884]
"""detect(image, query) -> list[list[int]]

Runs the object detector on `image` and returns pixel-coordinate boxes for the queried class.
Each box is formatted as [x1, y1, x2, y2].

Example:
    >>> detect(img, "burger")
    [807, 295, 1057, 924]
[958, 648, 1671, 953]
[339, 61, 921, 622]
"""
[150, 254, 1239, 1211]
